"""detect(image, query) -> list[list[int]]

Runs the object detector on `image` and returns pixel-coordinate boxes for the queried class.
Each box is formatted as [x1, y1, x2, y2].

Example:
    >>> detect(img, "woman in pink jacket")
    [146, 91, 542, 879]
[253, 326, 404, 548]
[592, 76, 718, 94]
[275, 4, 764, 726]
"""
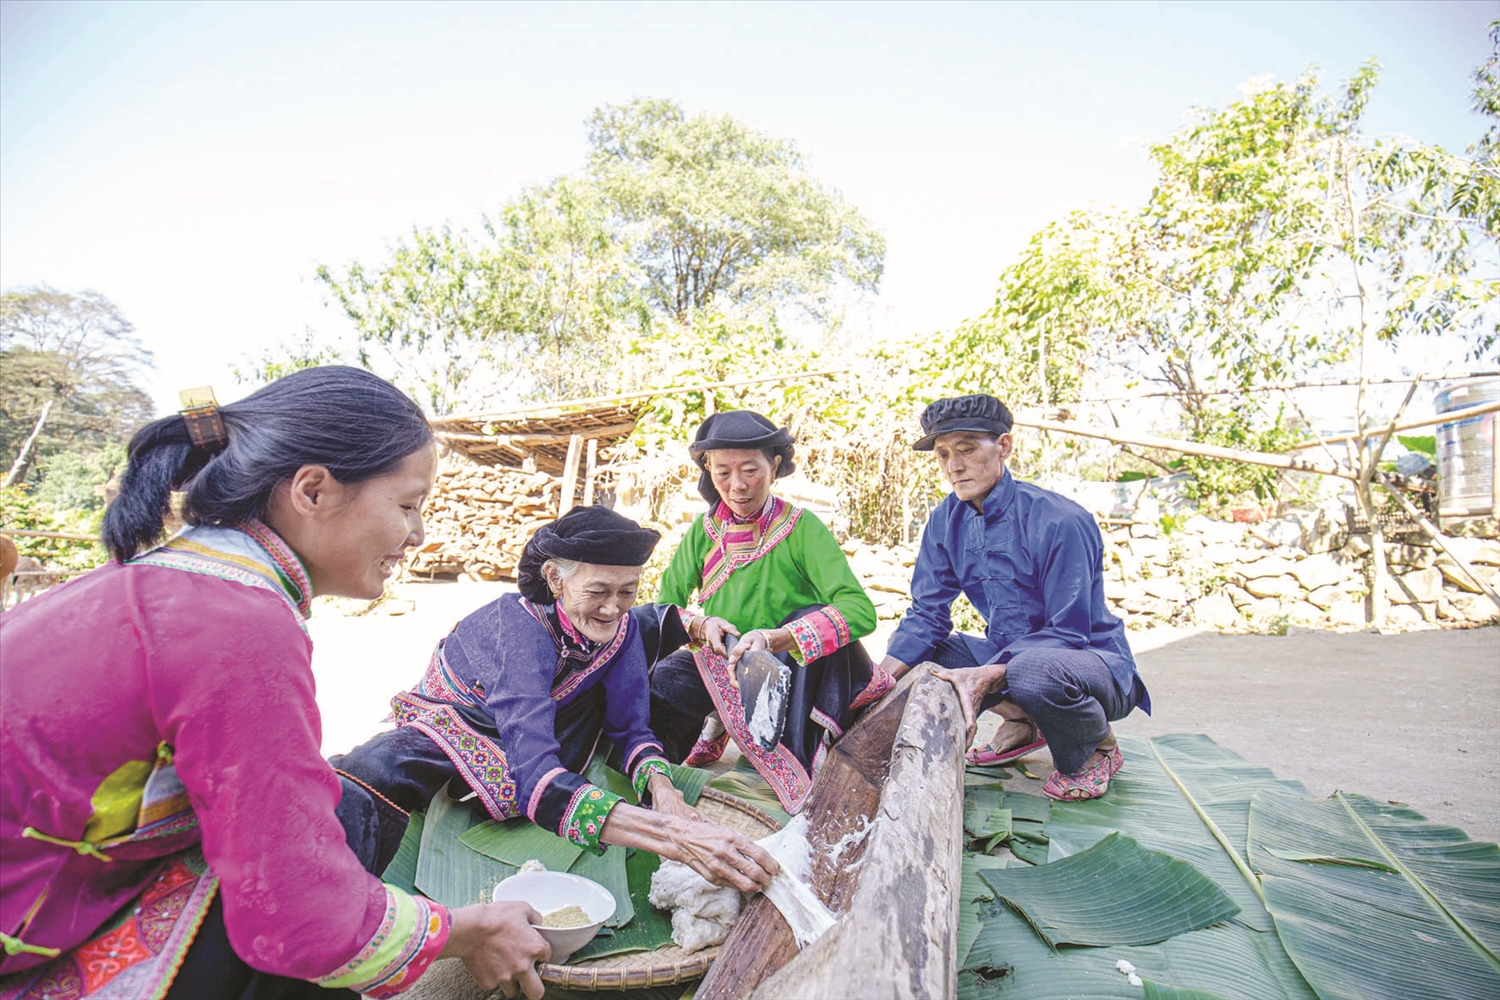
[0, 367, 549, 1000]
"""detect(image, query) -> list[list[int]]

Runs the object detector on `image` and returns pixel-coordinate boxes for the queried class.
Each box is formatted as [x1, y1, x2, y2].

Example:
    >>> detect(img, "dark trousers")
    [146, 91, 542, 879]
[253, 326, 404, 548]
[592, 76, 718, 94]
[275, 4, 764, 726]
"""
[162, 775, 401, 1000]
[931, 633, 1144, 775]
[640, 605, 879, 770]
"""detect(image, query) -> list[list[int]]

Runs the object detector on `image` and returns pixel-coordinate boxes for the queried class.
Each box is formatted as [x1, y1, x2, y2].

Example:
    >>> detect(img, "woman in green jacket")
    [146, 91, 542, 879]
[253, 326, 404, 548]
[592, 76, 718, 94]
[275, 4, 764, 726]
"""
[640, 411, 894, 814]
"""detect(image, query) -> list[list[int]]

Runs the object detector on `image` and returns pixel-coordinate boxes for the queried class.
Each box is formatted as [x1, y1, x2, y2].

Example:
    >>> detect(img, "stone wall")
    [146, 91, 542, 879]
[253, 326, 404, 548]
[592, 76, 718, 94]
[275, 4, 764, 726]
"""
[840, 510, 1500, 632]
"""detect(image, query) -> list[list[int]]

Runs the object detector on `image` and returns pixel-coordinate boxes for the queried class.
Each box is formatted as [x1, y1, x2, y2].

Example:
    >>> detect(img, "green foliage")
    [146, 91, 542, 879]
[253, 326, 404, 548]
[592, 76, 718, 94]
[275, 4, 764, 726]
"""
[1397, 434, 1437, 457]
[1176, 407, 1305, 507]
[30, 443, 125, 512]
[0, 486, 108, 570]
[0, 287, 154, 486]
[588, 98, 885, 324]
[311, 100, 884, 414]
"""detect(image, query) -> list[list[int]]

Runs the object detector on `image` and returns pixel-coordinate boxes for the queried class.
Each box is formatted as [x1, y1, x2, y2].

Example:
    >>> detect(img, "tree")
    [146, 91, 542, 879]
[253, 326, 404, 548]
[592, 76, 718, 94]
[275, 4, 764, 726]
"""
[0, 287, 154, 487]
[587, 99, 885, 323]
[310, 99, 885, 414]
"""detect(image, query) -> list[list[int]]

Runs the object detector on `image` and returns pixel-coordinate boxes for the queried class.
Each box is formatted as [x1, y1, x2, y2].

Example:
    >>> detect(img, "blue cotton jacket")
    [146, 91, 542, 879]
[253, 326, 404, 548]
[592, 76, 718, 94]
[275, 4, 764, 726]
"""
[887, 470, 1146, 705]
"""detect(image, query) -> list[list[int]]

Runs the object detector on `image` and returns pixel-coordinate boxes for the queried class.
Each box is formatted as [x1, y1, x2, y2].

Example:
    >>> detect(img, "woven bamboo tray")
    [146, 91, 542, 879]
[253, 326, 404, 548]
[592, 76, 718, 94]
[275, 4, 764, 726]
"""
[537, 787, 782, 991]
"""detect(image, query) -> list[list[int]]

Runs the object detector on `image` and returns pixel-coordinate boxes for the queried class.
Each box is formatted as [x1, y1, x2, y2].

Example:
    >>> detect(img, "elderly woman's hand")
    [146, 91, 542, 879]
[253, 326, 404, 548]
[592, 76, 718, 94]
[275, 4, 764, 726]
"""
[443, 901, 552, 999]
[647, 772, 703, 823]
[669, 816, 781, 893]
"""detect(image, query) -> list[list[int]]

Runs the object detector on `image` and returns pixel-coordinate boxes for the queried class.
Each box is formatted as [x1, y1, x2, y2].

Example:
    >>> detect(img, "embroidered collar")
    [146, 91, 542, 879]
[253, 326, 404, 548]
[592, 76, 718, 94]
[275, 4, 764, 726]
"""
[520, 597, 630, 700]
[698, 495, 802, 603]
[133, 519, 313, 620]
[715, 496, 774, 525]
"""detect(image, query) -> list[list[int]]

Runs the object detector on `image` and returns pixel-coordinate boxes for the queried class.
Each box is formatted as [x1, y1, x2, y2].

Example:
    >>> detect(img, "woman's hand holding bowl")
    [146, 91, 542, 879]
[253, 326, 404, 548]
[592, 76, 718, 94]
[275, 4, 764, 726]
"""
[443, 901, 552, 999]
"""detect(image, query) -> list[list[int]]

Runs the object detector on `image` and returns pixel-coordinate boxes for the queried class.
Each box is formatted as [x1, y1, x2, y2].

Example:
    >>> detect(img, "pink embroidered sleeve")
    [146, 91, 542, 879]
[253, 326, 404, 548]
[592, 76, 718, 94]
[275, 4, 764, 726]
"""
[314, 888, 449, 997]
[784, 605, 853, 663]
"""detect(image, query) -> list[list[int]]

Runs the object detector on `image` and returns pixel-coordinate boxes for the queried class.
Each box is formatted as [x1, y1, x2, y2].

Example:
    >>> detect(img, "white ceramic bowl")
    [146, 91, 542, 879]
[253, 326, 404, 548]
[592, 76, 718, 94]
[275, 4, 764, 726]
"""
[492, 871, 616, 964]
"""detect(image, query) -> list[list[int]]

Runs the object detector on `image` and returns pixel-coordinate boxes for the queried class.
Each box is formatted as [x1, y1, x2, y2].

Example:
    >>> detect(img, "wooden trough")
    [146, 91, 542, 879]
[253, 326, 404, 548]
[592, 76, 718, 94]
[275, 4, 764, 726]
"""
[698, 668, 966, 999]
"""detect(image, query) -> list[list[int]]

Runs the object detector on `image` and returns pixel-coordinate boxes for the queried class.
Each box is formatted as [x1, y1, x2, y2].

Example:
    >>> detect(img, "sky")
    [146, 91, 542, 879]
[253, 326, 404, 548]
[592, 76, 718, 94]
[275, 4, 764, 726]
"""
[1, 0, 1494, 420]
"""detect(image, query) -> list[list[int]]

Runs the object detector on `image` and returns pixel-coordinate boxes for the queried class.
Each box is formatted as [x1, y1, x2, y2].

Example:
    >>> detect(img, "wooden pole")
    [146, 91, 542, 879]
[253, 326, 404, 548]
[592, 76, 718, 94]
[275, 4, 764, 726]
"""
[1285, 399, 1500, 451]
[1015, 416, 1356, 479]
[433, 422, 637, 445]
[558, 435, 583, 516]
[582, 439, 598, 508]
[1376, 472, 1500, 611]
[751, 671, 966, 1000]
[0, 529, 100, 542]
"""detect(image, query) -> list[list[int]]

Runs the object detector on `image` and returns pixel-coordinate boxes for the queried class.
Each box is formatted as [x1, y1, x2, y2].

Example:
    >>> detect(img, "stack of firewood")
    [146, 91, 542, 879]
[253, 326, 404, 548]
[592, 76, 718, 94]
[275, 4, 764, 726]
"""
[405, 461, 562, 581]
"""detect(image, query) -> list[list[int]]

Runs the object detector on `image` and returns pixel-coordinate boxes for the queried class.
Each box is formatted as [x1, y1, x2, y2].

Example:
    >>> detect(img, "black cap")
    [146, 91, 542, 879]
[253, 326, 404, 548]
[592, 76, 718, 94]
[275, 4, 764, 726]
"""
[912, 394, 1013, 451]
[687, 410, 796, 506]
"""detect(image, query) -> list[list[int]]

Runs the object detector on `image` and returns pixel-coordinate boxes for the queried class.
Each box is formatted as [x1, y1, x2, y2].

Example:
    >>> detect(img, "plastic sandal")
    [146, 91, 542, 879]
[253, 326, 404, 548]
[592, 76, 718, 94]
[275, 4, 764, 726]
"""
[966, 734, 1048, 766]
[965, 722, 1047, 766]
[1042, 743, 1124, 801]
[684, 729, 730, 766]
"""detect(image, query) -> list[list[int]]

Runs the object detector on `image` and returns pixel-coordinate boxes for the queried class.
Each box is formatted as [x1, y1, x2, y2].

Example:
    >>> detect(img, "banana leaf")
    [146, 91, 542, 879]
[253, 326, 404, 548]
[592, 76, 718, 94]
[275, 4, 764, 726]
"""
[381, 811, 424, 894]
[963, 901, 1311, 999]
[415, 785, 519, 908]
[1249, 789, 1500, 1000]
[460, 815, 584, 871]
[979, 832, 1238, 948]
[667, 763, 712, 806]
[567, 846, 676, 962]
[584, 755, 640, 802]
[964, 785, 1012, 841]
[1045, 734, 1307, 933]
[958, 854, 1006, 968]
[568, 843, 634, 928]
[1143, 981, 1228, 1000]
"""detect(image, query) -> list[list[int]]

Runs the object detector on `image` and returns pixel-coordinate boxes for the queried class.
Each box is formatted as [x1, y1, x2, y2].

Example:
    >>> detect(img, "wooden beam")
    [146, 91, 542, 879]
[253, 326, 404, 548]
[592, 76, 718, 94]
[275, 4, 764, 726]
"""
[559, 435, 584, 516]
[582, 439, 598, 508]
[751, 671, 966, 1000]
[1375, 471, 1500, 611]
[697, 670, 922, 999]
[1017, 417, 1356, 479]
[1286, 399, 1500, 451]
[1, 529, 100, 542]
[439, 368, 852, 424]
[434, 422, 637, 445]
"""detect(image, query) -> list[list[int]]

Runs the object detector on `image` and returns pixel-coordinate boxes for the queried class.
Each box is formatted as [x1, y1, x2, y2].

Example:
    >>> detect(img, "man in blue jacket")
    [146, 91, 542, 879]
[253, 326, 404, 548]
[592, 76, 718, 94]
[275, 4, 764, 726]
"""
[876, 394, 1150, 800]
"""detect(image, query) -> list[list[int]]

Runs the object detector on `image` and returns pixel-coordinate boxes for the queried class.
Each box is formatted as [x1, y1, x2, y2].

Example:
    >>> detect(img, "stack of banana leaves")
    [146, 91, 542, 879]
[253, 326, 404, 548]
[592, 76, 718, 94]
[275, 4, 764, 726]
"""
[958, 733, 1500, 999]
[381, 755, 788, 1000]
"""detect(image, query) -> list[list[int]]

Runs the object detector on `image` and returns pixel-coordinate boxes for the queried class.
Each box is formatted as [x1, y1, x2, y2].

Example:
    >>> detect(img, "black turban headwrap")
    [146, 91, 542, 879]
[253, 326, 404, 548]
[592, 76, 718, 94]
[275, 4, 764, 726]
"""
[515, 505, 661, 604]
[687, 410, 796, 507]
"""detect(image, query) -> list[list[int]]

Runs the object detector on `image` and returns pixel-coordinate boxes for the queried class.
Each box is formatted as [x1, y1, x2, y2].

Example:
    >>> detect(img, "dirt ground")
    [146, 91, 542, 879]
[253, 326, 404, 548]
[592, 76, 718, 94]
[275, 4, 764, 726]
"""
[310, 579, 1500, 845]
[307, 581, 1496, 998]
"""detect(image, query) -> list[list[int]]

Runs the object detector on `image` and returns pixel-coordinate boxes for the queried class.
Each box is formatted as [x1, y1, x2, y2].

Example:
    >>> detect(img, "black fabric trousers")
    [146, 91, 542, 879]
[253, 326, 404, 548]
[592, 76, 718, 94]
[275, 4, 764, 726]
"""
[928, 632, 1145, 775]
[162, 775, 402, 1000]
[637, 604, 878, 771]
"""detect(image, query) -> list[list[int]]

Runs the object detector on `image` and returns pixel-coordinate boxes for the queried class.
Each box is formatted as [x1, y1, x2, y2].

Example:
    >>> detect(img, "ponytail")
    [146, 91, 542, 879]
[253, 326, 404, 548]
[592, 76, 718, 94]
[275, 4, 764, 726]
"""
[102, 417, 212, 562]
[102, 366, 432, 563]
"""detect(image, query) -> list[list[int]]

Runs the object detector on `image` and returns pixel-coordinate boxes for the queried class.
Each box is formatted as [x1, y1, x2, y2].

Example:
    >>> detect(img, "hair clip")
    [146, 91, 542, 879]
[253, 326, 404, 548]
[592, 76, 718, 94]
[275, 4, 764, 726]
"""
[179, 386, 228, 453]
